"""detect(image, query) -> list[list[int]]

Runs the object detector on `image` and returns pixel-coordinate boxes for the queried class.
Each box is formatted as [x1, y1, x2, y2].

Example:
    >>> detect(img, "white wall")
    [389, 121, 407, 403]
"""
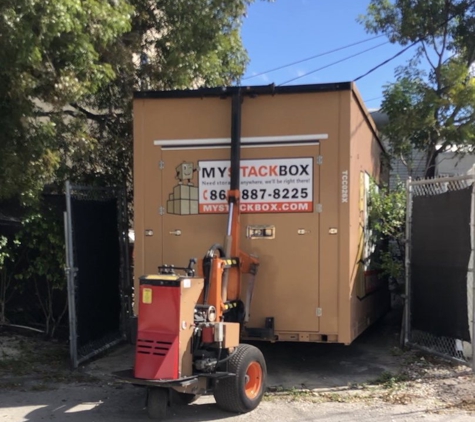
[436, 152, 475, 176]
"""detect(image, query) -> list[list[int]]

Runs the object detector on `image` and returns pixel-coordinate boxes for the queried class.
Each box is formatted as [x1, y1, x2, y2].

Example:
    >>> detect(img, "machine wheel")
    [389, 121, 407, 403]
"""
[213, 344, 267, 413]
[147, 387, 169, 419]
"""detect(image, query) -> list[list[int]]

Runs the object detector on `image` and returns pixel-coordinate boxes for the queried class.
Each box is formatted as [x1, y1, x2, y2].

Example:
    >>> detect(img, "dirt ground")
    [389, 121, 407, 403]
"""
[1, 312, 474, 421]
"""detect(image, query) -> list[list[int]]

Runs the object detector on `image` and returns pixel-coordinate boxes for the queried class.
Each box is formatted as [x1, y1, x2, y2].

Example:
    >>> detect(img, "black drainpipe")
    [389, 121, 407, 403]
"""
[230, 89, 242, 193]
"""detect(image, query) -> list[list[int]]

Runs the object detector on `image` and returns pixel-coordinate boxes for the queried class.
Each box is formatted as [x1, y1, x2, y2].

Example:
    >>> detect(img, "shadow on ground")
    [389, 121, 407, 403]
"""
[87, 309, 405, 391]
[1, 309, 441, 422]
[257, 310, 405, 389]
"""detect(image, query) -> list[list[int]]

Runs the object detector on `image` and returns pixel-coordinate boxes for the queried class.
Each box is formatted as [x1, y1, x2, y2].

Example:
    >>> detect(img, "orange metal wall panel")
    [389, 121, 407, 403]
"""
[132, 85, 384, 344]
[348, 87, 389, 342]
[335, 90, 352, 344]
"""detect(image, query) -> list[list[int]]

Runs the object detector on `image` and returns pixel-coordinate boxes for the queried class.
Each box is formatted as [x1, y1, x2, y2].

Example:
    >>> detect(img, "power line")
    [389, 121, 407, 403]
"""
[353, 0, 475, 82]
[364, 95, 384, 103]
[242, 35, 386, 81]
[353, 42, 417, 82]
[278, 41, 390, 86]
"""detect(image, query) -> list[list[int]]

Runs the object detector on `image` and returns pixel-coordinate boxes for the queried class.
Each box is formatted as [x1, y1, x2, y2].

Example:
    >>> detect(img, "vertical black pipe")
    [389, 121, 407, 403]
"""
[230, 90, 242, 192]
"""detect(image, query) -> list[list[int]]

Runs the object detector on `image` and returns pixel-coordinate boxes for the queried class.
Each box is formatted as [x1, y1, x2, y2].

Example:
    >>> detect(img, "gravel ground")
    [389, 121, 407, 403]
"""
[1, 384, 475, 422]
[0, 314, 474, 422]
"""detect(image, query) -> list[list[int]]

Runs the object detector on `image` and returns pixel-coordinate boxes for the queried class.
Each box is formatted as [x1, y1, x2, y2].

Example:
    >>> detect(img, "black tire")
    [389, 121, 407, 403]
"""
[147, 387, 168, 419]
[213, 344, 267, 413]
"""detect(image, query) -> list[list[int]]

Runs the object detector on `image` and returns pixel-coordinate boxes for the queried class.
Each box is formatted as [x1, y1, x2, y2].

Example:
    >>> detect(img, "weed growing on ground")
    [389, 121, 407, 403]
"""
[372, 370, 410, 389]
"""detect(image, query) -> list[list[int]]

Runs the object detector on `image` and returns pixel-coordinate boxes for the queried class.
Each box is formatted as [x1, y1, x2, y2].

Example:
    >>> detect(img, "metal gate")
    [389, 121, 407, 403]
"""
[405, 175, 475, 369]
[64, 182, 132, 368]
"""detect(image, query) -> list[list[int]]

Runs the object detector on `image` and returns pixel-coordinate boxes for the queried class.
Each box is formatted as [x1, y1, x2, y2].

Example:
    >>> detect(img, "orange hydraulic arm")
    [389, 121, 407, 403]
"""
[222, 189, 259, 302]
[197, 90, 259, 323]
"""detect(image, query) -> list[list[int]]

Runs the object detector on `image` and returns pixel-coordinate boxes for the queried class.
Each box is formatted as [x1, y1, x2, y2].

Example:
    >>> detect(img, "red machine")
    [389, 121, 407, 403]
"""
[135, 275, 191, 380]
[117, 90, 267, 419]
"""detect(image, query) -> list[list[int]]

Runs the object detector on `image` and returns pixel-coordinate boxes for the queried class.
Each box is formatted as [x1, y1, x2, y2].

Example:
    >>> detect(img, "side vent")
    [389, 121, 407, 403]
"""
[136, 338, 153, 355]
[137, 338, 172, 356]
[153, 341, 172, 356]
[134, 332, 179, 379]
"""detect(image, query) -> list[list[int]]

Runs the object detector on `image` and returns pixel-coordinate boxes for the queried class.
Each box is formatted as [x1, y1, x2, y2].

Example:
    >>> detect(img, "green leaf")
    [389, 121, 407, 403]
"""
[361, 0, 475, 177]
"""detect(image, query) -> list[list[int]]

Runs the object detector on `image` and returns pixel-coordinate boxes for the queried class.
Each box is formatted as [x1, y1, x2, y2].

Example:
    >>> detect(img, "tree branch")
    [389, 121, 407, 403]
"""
[456, 118, 475, 130]
[34, 277, 48, 322]
[421, 41, 438, 72]
[438, 140, 453, 153]
[70, 103, 108, 121]
[34, 110, 80, 118]
[439, 0, 450, 65]
[431, 1, 450, 96]
[454, 115, 475, 125]
[399, 152, 410, 170]
[445, 105, 463, 126]
[34, 105, 124, 123]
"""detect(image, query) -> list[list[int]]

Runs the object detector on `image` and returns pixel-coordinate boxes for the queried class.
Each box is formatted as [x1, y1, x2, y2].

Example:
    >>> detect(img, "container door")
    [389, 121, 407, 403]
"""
[160, 144, 320, 333]
[239, 145, 320, 333]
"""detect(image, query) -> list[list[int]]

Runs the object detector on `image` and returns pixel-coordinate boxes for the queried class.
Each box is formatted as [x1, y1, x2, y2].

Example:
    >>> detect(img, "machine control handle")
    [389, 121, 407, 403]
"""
[169, 229, 182, 236]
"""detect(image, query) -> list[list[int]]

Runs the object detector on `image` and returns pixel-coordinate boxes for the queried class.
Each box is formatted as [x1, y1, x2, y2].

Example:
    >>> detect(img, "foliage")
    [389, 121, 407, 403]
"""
[0, 235, 21, 325]
[368, 180, 406, 282]
[0, 220, 66, 336]
[372, 370, 409, 389]
[0, 236, 9, 269]
[9, 203, 66, 338]
[0, 235, 11, 324]
[57, 0, 260, 206]
[360, 0, 475, 177]
[131, 0, 253, 89]
[0, 0, 262, 204]
[0, 0, 133, 202]
[0, 1, 267, 333]
[368, 180, 406, 241]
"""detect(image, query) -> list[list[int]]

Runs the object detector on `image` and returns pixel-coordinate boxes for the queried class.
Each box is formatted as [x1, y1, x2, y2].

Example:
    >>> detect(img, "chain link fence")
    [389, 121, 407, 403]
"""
[405, 175, 475, 369]
[64, 182, 133, 368]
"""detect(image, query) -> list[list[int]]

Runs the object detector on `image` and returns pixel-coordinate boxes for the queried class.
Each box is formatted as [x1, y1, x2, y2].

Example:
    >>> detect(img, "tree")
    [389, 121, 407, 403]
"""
[0, 0, 260, 203]
[0, 0, 133, 202]
[0, 0, 263, 335]
[360, 0, 475, 177]
[55, 0, 257, 201]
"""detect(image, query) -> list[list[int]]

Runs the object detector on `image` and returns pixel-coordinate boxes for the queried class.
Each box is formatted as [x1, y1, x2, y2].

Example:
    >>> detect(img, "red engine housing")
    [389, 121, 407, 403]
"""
[134, 276, 181, 380]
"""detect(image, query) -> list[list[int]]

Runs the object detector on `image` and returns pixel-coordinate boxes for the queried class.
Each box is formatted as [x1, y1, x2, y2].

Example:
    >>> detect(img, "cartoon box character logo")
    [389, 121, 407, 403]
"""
[176, 162, 194, 182]
[167, 162, 199, 215]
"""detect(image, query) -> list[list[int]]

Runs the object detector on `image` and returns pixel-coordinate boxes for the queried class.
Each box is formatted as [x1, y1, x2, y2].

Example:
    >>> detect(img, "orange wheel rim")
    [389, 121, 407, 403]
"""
[245, 361, 263, 399]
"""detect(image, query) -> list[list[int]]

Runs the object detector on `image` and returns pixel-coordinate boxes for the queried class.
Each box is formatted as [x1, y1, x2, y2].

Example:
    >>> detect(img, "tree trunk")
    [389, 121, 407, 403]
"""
[425, 144, 439, 178]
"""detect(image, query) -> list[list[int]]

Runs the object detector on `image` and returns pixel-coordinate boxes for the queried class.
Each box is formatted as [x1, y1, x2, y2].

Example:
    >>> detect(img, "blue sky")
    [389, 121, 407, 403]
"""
[241, 0, 419, 110]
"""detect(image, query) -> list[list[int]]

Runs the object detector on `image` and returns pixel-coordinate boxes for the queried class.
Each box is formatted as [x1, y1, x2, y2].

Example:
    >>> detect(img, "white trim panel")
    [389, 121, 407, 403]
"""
[153, 134, 328, 147]
[162, 142, 321, 151]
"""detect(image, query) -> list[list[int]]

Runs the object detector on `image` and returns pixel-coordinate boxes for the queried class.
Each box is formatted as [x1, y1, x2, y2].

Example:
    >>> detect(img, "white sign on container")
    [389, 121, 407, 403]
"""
[198, 158, 313, 214]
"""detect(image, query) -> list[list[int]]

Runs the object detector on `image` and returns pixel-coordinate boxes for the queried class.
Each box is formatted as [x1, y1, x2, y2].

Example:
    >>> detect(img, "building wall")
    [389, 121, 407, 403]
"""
[369, 110, 427, 187]
[369, 110, 475, 184]
[389, 149, 426, 187]
[436, 152, 475, 176]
